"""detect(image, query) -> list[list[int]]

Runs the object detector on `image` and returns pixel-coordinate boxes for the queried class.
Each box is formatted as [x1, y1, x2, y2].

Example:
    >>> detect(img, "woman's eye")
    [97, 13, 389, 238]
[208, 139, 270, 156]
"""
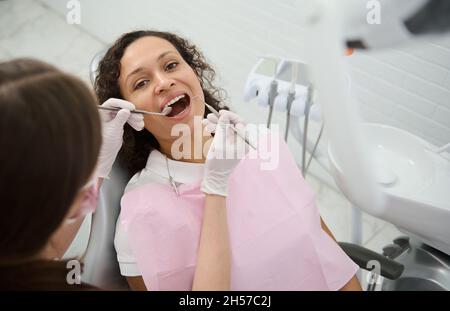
[134, 80, 149, 90]
[165, 62, 178, 71]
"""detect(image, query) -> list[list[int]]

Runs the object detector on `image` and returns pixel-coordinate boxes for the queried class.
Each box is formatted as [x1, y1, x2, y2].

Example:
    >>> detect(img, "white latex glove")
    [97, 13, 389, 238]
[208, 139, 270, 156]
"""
[201, 110, 248, 197]
[96, 98, 145, 179]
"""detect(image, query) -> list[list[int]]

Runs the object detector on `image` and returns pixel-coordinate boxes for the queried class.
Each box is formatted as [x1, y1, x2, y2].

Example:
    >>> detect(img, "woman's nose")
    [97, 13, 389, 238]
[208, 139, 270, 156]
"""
[154, 73, 175, 95]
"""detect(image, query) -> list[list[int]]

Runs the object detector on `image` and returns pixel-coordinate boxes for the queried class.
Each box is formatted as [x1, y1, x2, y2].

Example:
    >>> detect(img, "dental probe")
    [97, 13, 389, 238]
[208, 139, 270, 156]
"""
[203, 102, 256, 150]
[98, 105, 172, 116]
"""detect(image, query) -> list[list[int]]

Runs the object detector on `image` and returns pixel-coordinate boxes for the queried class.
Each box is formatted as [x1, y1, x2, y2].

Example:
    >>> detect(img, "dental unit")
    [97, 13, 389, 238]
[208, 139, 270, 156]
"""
[242, 0, 450, 291]
[244, 57, 325, 178]
[243, 56, 280, 129]
[273, 60, 298, 142]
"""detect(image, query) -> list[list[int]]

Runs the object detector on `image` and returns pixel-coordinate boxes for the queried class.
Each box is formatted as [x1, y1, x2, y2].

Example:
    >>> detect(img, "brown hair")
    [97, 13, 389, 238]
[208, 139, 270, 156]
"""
[94, 30, 228, 177]
[0, 59, 101, 264]
[0, 260, 97, 291]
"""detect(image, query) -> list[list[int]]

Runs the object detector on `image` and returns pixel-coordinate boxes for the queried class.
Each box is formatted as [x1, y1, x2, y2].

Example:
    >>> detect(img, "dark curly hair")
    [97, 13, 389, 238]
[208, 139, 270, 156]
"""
[94, 30, 228, 177]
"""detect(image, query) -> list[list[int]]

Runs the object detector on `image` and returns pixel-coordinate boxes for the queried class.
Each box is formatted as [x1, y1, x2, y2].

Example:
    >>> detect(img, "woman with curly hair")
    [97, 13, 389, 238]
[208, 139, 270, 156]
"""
[95, 30, 361, 291]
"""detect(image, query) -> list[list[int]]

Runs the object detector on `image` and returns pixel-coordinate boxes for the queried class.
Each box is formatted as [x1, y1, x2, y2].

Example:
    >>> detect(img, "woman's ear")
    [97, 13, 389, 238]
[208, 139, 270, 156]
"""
[65, 190, 88, 224]
[42, 191, 88, 260]
[66, 179, 99, 224]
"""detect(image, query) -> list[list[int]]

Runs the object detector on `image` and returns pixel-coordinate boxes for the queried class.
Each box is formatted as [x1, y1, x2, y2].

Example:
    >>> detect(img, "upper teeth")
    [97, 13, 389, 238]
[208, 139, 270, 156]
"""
[165, 94, 185, 108]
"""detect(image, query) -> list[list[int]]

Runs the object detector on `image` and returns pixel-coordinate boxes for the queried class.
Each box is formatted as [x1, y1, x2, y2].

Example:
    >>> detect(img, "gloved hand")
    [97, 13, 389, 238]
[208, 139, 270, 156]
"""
[96, 98, 145, 179]
[201, 110, 248, 197]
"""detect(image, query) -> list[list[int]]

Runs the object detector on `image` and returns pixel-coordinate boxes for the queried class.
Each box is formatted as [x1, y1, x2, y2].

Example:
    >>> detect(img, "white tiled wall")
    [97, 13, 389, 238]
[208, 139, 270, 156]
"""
[0, 0, 105, 82]
[350, 43, 450, 146]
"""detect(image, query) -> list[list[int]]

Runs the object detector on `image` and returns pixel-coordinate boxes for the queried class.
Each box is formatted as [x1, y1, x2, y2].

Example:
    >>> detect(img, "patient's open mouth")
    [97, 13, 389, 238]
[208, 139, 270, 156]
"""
[164, 94, 190, 118]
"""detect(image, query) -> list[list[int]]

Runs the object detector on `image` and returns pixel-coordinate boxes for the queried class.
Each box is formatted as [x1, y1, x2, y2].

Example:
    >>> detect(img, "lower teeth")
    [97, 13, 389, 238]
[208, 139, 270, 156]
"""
[169, 104, 186, 117]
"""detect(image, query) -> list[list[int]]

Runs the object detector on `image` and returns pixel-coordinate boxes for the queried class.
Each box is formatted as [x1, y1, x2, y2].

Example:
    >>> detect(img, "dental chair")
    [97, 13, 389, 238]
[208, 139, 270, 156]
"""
[79, 50, 129, 290]
[81, 162, 130, 290]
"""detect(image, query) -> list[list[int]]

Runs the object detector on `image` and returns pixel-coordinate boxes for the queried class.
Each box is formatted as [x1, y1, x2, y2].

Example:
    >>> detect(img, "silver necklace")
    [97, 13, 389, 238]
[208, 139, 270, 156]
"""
[165, 155, 180, 196]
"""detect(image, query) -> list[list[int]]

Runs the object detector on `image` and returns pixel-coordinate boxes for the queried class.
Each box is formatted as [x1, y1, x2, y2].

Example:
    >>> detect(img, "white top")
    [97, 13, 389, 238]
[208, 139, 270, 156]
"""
[114, 149, 205, 276]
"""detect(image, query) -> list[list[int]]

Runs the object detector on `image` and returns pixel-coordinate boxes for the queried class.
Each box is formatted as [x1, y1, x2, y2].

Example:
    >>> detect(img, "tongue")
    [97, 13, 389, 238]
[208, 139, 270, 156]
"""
[168, 100, 187, 117]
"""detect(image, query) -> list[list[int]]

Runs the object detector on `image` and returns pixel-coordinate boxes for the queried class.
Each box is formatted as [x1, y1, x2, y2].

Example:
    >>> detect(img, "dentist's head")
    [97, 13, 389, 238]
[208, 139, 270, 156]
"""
[95, 30, 228, 175]
[0, 59, 101, 279]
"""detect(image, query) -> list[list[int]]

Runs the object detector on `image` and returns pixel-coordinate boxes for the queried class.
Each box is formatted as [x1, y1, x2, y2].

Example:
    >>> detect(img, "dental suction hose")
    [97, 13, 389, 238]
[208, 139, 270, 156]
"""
[284, 91, 296, 141]
[302, 85, 314, 177]
[266, 80, 278, 129]
[285, 62, 299, 141]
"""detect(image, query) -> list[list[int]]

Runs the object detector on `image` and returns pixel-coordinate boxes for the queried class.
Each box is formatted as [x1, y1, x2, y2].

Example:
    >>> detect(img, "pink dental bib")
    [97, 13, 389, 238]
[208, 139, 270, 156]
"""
[120, 134, 358, 290]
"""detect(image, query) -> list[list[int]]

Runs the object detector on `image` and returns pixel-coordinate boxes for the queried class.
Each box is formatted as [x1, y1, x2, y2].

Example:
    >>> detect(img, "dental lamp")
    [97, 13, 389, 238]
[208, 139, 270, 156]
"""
[341, 0, 450, 50]
[296, 0, 450, 290]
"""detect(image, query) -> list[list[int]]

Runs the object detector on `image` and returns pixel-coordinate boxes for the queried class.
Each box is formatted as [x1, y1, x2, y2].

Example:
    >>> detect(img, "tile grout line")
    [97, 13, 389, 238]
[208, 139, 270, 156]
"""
[362, 222, 394, 249]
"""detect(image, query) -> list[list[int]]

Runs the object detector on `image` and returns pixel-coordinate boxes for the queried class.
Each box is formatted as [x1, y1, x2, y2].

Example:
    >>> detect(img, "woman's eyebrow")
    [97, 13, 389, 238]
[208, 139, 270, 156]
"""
[157, 50, 177, 61]
[125, 67, 145, 85]
[125, 51, 177, 85]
